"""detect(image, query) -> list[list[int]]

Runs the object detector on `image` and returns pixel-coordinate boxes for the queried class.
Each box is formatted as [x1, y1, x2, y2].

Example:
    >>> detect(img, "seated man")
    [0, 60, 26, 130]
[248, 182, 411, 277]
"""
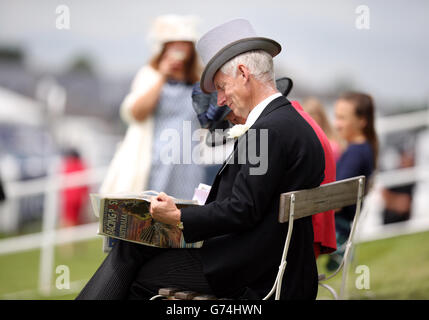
[77, 18, 325, 300]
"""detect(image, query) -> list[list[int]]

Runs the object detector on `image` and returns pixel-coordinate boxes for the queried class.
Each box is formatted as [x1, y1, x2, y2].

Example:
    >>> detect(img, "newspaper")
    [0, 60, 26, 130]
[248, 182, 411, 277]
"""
[91, 190, 203, 250]
[192, 183, 211, 205]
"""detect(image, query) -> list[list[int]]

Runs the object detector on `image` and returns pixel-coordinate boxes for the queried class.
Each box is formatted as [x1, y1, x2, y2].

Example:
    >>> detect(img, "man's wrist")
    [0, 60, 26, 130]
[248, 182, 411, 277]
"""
[176, 209, 183, 230]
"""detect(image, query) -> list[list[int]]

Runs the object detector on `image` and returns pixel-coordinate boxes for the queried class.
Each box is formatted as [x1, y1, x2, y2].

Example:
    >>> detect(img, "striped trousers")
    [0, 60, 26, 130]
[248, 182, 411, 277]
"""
[76, 240, 213, 300]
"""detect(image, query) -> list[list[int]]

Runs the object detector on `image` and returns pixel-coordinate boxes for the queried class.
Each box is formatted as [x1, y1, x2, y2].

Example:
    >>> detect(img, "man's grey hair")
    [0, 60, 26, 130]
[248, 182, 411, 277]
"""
[220, 50, 275, 85]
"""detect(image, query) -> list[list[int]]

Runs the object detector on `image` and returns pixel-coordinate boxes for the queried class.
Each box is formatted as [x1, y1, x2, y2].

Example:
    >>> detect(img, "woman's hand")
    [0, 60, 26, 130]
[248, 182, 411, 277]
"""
[158, 53, 178, 78]
[158, 47, 187, 79]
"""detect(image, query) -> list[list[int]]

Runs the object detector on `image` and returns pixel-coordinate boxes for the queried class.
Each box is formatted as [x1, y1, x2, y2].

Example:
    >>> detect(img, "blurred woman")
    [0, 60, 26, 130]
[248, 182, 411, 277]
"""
[60, 148, 89, 256]
[326, 92, 378, 270]
[291, 100, 338, 260]
[302, 97, 343, 161]
[61, 149, 88, 227]
[101, 15, 205, 200]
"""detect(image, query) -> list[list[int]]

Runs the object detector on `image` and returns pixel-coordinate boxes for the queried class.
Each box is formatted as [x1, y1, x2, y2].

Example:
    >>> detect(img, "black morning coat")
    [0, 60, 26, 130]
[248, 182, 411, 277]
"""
[181, 96, 325, 300]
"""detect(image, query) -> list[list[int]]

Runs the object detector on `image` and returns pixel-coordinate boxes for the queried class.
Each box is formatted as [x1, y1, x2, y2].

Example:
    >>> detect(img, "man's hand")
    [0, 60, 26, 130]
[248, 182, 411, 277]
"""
[150, 192, 181, 226]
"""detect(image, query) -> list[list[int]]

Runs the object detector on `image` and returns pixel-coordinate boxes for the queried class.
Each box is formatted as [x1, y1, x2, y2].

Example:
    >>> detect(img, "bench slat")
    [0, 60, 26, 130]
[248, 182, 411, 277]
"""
[279, 176, 365, 223]
[159, 287, 180, 297]
[174, 291, 199, 300]
[193, 294, 217, 300]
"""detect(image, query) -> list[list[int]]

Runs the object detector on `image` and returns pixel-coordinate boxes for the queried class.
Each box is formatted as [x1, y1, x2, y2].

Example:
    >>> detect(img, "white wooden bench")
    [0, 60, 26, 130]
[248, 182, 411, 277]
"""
[152, 175, 366, 300]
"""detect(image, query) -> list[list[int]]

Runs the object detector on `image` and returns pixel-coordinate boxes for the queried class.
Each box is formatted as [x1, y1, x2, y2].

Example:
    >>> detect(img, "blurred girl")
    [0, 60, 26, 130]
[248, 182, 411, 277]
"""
[327, 92, 378, 270]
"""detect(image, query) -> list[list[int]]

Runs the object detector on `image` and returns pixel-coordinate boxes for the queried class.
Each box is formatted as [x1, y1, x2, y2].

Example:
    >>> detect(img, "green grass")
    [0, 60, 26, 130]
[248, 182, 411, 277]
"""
[316, 231, 429, 299]
[0, 238, 106, 300]
[1, 231, 429, 300]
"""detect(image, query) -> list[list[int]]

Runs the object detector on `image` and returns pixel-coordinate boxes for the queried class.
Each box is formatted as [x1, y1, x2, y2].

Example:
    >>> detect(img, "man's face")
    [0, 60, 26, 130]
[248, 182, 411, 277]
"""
[213, 69, 250, 119]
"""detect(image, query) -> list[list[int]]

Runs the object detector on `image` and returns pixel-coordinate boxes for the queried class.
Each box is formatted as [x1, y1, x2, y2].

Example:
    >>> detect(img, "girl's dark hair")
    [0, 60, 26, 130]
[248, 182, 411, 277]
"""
[340, 92, 378, 168]
[149, 42, 202, 84]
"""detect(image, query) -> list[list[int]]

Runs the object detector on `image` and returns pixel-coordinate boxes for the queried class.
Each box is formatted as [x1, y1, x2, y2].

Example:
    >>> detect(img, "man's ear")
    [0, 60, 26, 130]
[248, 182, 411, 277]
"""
[237, 64, 250, 83]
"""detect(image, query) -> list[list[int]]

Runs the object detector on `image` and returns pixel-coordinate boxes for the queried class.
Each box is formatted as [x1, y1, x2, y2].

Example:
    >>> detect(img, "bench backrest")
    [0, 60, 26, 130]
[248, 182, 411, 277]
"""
[278, 176, 366, 223]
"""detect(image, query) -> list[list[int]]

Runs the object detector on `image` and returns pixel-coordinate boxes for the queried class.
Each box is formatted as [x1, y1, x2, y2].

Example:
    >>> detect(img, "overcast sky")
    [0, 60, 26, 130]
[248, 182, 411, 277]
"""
[1, 0, 428, 106]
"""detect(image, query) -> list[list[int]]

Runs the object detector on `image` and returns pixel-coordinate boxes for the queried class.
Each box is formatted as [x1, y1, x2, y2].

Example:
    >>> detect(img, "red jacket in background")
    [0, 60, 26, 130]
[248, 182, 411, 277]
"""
[291, 101, 337, 257]
[61, 156, 89, 225]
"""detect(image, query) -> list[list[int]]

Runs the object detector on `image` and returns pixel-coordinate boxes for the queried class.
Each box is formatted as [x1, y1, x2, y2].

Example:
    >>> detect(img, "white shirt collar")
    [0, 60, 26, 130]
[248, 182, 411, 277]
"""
[245, 92, 283, 128]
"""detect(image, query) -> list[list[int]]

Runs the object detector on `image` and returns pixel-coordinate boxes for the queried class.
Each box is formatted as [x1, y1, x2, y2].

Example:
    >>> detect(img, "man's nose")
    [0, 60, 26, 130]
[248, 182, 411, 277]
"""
[217, 92, 226, 106]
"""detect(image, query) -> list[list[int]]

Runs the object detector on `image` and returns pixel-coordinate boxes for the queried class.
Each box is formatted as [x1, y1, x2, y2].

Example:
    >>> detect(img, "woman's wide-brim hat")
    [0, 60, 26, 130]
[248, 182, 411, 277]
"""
[196, 18, 282, 93]
[149, 14, 200, 54]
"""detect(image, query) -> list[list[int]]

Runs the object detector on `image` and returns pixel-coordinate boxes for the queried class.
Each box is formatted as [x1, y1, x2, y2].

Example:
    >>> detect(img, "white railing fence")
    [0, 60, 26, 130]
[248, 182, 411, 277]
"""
[356, 165, 429, 243]
[0, 108, 428, 297]
[0, 165, 108, 296]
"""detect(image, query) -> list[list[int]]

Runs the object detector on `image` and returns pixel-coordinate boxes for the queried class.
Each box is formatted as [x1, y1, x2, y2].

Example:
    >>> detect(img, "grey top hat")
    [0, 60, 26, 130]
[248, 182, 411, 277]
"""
[196, 18, 282, 93]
